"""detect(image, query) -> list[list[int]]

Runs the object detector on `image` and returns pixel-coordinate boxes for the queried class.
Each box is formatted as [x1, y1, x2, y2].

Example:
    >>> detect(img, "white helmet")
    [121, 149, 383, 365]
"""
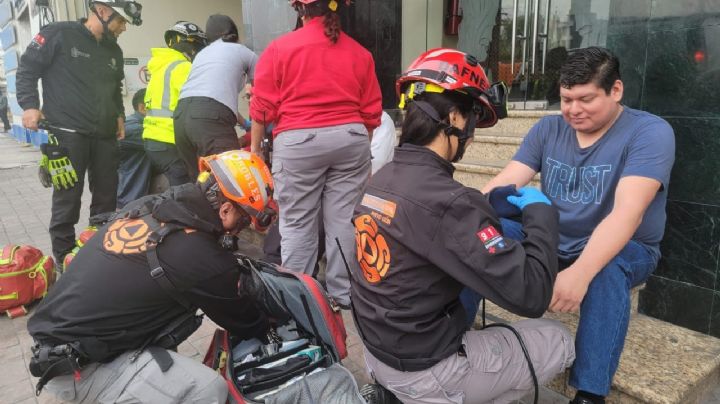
[89, 0, 142, 26]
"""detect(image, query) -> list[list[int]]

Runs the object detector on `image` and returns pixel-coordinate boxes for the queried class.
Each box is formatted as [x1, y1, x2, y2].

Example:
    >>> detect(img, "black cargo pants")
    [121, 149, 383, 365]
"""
[50, 132, 118, 264]
[174, 97, 240, 181]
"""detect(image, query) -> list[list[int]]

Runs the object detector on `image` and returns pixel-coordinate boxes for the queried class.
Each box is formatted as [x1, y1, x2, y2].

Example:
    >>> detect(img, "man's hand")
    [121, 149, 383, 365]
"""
[116, 116, 125, 140]
[22, 109, 44, 131]
[549, 265, 593, 313]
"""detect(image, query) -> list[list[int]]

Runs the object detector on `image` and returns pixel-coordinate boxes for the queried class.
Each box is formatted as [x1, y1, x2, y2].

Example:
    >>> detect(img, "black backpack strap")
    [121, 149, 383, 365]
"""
[144, 217, 194, 311]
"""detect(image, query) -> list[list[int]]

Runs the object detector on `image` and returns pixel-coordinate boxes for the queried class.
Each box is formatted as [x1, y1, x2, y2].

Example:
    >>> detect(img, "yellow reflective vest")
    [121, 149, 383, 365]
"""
[142, 48, 191, 144]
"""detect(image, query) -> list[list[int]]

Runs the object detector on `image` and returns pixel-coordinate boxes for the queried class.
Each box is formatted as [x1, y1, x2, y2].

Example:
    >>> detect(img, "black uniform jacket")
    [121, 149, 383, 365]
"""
[350, 144, 559, 371]
[16, 20, 124, 137]
[28, 184, 268, 363]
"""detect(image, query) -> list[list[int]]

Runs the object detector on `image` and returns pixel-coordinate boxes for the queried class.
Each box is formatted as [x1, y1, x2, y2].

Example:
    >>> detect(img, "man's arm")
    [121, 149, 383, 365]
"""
[550, 176, 661, 312]
[114, 52, 125, 140]
[250, 120, 266, 157]
[481, 161, 537, 194]
[17, 27, 61, 130]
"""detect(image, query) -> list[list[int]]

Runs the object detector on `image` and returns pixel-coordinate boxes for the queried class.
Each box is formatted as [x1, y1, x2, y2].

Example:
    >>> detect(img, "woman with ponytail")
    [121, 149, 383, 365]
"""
[249, 0, 382, 309]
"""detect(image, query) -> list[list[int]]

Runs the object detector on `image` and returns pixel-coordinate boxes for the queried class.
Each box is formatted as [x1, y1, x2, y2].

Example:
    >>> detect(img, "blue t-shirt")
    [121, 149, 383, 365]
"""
[513, 107, 675, 260]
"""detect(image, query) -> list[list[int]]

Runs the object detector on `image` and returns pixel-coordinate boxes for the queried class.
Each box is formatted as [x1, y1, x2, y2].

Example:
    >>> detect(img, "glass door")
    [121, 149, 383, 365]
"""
[476, 0, 610, 110]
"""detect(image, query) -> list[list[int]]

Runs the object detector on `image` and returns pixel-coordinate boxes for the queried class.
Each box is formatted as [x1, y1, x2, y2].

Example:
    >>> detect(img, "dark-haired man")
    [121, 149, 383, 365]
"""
[483, 47, 675, 404]
[117, 88, 150, 208]
[174, 14, 258, 180]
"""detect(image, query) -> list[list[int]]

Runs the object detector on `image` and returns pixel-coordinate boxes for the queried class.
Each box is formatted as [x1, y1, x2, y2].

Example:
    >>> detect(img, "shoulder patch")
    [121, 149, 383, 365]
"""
[30, 34, 46, 49]
[477, 225, 506, 254]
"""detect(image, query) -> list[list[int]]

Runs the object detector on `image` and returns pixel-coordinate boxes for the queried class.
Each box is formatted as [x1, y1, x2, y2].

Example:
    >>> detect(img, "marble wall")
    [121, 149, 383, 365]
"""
[608, 0, 720, 336]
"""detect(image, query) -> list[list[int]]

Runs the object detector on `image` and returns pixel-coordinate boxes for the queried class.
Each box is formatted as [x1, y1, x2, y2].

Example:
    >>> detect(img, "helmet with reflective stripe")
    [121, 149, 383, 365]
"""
[198, 151, 275, 229]
[89, 0, 142, 26]
[396, 48, 507, 128]
[164, 21, 208, 48]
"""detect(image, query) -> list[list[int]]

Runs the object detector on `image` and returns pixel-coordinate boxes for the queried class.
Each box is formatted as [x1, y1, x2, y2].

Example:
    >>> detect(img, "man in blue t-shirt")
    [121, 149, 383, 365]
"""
[483, 47, 675, 404]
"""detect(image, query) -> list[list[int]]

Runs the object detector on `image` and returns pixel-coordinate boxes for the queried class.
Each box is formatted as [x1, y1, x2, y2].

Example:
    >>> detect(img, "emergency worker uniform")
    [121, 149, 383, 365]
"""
[250, 16, 382, 307]
[143, 47, 192, 185]
[16, 20, 124, 265]
[27, 183, 268, 403]
[351, 144, 575, 403]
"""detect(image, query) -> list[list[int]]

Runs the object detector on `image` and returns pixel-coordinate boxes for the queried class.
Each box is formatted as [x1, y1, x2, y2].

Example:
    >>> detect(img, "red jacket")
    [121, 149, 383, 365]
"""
[249, 17, 382, 135]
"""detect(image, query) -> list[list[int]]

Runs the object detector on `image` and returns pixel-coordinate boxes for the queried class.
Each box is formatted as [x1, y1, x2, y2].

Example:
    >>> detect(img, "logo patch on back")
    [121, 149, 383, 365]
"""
[477, 225, 505, 254]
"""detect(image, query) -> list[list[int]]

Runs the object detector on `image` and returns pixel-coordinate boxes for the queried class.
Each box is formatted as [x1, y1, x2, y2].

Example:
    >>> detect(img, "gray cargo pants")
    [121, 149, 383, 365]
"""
[364, 319, 575, 404]
[272, 123, 371, 306]
[44, 349, 228, 403]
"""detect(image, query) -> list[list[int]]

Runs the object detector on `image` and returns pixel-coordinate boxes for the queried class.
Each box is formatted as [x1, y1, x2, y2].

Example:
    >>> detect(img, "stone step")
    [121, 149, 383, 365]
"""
[464, 110, 558, 162]
[454, 158, 541, 191]
[465, 133, 524, 162]
[479, 302, 720, 404]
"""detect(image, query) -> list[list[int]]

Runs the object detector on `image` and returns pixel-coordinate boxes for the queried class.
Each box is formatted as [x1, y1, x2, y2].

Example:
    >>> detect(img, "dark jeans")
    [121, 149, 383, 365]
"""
[50, 132, 118, 263]
[117, 148, 152, 209]
[144, 139, 191, 186]
[174, 97, 241, 180]
[500, 218, 657, 396]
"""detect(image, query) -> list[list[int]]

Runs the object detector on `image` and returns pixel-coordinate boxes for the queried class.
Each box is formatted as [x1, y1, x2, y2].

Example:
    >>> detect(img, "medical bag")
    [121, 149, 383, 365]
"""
[203, 255, 365, 403]
[0, 245, 55, 318]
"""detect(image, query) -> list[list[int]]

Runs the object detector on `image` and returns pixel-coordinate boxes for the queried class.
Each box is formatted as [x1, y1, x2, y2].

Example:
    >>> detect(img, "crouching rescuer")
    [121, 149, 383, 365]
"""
[349, 48, 576, 403]
[27, 150, 277, 403]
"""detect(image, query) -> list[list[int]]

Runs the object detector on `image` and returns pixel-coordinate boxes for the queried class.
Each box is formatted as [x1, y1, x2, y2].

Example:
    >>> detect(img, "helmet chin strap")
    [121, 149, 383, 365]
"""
[413, 100, 474, 163]
[450, 113, 476, 163]
[91, 6, 117, 42]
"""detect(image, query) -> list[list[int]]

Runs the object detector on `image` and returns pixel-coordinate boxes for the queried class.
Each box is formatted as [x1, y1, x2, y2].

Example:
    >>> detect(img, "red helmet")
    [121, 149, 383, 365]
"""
[396, 48, 507, 128]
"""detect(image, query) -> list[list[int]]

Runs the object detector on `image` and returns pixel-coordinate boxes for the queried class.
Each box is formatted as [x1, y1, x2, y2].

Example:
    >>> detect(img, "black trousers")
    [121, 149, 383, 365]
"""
[144, 139, 191, 186]
[0, 107, 9, 130]
[174, 97, 241, 180]
[50, 132, 118, 263]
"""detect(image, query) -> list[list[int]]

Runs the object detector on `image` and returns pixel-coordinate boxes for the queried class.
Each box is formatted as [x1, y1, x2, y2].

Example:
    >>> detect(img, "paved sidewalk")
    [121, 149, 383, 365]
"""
[0, 134, 564, 404]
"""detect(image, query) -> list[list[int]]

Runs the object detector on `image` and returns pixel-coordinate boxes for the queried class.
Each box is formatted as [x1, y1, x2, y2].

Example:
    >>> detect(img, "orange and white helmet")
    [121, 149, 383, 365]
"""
[198, 151, 276, 229]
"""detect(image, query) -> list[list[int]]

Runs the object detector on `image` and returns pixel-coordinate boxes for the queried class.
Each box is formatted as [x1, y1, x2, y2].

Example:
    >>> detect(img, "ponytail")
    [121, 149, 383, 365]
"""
[323, 12, 341, 44]
[298, 0, 342, 44]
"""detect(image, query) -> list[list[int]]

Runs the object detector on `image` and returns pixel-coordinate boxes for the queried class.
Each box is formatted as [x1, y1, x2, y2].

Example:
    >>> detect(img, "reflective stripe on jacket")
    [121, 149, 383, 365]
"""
[143, 48, 191, 144]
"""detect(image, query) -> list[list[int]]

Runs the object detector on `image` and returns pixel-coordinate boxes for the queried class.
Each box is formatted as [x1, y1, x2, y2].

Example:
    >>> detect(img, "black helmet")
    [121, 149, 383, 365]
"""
[164, 21, 207, 48]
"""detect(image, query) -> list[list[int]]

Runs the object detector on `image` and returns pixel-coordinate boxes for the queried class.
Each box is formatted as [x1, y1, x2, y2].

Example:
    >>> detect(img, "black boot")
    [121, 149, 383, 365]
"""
[570, 391, 606, 404]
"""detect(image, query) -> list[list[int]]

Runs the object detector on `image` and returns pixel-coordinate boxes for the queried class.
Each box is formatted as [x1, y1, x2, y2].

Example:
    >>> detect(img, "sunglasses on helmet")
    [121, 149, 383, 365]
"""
[114, 1, 142, 26]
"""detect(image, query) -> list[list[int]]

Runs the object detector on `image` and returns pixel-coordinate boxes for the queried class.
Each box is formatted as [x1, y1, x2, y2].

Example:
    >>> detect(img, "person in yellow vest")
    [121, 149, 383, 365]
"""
[143, 21, 207, 185]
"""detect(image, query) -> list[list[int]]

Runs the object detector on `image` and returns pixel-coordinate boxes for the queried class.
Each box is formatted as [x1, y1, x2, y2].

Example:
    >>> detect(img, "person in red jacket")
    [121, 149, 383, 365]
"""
[249, 0, 382, 308]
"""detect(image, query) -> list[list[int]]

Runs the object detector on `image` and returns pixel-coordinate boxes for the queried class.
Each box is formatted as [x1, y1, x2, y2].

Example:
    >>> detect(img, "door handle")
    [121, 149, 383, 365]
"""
[511, 0, 519, 75]
[521, 0, 531, 77]
[531, 0, 540, 74]
[541, 0, 551, 74]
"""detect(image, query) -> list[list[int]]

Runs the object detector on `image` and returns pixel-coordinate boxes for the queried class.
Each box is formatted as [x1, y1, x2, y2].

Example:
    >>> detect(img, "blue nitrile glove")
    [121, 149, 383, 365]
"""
[506, 186, 551, 210]
[488, 184, 522, 217]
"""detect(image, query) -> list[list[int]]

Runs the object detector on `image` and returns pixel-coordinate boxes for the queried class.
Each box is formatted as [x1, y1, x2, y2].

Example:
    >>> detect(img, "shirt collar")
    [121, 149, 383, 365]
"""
[393, 143, 456, 175]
